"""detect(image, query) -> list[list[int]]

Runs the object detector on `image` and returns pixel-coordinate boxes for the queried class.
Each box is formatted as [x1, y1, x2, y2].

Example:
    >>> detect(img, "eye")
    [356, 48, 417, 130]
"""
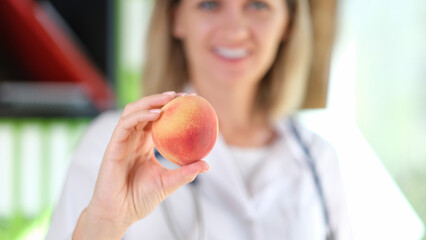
[247, 1, 269, 10]
[198, 1, 219, 11]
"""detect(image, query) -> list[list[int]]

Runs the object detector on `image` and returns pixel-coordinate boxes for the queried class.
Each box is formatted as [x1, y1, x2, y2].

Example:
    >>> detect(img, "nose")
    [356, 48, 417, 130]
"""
[218, 9, 249, 42]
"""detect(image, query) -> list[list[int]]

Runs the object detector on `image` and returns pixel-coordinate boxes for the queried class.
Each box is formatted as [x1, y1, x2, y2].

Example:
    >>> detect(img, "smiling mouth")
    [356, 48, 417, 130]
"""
[213, 47, 249, 60]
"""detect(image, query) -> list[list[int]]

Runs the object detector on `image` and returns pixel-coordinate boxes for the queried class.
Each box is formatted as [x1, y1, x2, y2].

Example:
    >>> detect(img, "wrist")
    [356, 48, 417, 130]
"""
[73, 206, 131, 240]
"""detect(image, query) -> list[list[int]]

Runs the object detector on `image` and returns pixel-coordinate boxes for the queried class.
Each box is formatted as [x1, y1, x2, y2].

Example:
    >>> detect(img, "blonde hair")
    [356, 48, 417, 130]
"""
[143, 0, 314, 120]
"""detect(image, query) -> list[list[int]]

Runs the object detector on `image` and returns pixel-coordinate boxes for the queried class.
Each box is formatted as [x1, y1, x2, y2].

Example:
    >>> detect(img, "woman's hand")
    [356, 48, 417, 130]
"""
[73, 92, 210, 240]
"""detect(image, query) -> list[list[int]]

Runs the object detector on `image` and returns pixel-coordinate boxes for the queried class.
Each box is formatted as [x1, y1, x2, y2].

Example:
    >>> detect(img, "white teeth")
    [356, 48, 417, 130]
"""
[215, 47, 249, 59]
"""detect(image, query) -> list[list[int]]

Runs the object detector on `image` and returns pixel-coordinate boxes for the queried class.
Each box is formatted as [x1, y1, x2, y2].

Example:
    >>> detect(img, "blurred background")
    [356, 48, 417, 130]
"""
[0, 0, 425, 239]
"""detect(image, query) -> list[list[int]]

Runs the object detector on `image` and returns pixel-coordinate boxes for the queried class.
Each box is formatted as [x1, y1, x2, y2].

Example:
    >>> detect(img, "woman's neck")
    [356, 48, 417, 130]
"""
[191, 80, 276, 148]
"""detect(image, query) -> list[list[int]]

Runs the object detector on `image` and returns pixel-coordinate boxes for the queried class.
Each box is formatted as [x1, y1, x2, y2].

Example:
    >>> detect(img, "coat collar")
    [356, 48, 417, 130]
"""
[197, 118, 305, 219]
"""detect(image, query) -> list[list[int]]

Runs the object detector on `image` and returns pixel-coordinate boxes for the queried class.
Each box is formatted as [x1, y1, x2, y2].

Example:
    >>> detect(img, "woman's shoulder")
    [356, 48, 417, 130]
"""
[82, 110, 122, 143]
[279, 116, 333, 146]
[70, 110, 122, 167]
[89, 110, 122, 131]
[277, 116, 338, 163]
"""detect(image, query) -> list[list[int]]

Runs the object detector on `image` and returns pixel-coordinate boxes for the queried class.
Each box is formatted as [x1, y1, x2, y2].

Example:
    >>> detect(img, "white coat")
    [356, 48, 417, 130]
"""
[46, 111, 352, 240]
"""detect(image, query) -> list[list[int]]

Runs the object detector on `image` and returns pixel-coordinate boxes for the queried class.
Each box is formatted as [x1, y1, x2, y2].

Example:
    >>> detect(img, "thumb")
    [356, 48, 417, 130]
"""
[162, 160, 210, 194]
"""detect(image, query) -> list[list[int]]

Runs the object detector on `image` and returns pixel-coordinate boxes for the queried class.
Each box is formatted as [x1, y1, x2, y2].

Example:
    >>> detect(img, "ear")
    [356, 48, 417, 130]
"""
[172, 4, 185, 39]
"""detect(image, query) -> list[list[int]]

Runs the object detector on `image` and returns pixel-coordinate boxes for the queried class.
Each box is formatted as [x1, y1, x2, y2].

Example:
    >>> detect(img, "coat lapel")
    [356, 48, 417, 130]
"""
[198, 133, 258, 220]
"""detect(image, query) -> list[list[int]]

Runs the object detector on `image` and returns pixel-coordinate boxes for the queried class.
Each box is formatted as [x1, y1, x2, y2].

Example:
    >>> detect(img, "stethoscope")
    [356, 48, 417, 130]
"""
[157, 118, 334, 240]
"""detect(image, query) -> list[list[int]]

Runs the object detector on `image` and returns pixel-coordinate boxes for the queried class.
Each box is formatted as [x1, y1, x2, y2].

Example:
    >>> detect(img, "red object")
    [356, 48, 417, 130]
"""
[0, 0, 113, 110]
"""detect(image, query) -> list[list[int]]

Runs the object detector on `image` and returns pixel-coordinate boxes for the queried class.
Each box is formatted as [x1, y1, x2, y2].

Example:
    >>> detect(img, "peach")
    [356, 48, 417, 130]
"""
[152, 95, 219, 166]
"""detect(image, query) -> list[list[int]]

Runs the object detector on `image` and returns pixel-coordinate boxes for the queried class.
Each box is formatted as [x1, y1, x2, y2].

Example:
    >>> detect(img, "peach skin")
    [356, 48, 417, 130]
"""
[152, 95, 219, 165]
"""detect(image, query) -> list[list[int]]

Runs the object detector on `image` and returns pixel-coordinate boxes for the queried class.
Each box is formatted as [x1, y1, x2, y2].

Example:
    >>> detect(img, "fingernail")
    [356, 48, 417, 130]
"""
[176, 92, 188, 97]
[201, 165, 210, 173]
[162, 91, 176, 96]
[149, 109, 162, 114]
[189, 93, 197, 96]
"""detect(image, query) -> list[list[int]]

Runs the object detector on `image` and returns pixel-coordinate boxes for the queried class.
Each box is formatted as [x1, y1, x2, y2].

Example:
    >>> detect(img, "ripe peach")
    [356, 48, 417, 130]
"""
[152, 95, 219, 166]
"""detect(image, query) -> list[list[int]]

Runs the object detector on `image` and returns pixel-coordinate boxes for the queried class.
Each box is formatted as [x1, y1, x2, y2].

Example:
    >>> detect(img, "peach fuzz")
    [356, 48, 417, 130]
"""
[151, 95, 219, 166]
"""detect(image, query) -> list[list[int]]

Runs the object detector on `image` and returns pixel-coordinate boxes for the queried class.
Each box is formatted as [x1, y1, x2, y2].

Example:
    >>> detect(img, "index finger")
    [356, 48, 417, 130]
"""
[122, 91, 176, 117]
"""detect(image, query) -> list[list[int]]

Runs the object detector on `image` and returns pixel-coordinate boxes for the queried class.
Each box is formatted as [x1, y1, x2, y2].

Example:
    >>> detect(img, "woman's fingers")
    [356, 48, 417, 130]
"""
[162, 160, 210, 194]
[122, 92, 176, 117]
[110, 109, 161, 149]
[100, 109, 162, 188]
[121, 92, 195, 117]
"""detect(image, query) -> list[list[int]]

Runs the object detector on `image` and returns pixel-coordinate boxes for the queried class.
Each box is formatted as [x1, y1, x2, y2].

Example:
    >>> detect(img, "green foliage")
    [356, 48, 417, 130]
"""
[0, 209, 51, 240]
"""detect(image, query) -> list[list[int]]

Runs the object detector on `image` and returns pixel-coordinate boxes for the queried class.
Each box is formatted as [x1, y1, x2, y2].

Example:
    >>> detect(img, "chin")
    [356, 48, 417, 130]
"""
[212, 73, 259, 87]
[195, 61, 263, 88]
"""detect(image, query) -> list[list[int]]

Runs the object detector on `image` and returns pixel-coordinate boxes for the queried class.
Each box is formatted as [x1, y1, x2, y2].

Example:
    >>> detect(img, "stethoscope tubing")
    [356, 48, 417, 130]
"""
[288, 118, 334, 240]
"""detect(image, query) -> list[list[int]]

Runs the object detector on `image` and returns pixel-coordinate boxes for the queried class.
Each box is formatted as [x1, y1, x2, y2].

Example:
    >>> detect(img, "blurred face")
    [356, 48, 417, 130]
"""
[173, 0, 290, 88]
